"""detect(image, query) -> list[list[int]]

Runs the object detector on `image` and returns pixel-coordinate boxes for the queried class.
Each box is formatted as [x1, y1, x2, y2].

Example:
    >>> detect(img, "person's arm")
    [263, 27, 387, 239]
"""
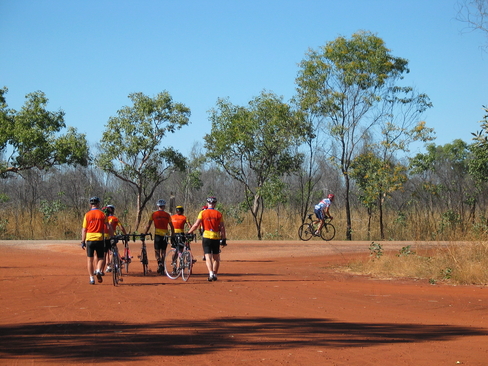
[81, 227, 87, 243]
[106, 221, 114, 237]
[324, 206, 332, 219]
[188, 218, 202, 234]
[119, 223, 127, 235]
[169, 221, 175, 236]
[219, 221, 226, 240]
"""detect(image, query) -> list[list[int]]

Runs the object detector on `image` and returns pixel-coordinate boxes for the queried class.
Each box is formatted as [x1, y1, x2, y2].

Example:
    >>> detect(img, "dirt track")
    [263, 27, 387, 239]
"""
[0, 240, 487, 365]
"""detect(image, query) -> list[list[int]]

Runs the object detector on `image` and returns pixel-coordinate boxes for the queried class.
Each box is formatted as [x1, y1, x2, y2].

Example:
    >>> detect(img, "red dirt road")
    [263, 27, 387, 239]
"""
[0, 240, 487, 365]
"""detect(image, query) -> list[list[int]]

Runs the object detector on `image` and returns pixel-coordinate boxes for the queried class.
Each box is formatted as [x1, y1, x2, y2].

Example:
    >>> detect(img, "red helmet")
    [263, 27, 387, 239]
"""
[328, 194, 335, 200]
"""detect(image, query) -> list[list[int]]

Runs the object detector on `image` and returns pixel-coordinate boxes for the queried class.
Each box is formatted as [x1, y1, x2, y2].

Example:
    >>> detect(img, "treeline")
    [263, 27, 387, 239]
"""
[1, 137, 487, 241]
[1, 31, 487, 241]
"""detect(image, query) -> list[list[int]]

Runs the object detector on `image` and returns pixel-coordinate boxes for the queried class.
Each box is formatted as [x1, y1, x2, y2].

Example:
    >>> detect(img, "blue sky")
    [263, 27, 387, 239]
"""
[1, 0, 487, 157]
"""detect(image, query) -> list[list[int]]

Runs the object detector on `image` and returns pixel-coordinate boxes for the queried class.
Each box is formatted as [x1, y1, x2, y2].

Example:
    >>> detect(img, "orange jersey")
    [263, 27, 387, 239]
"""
[171, 214, 188, 233]
[107, 215, 124, 235]
[151, 210, 171, 236]
[83, 208, 107, 241]
[198, 208, 223, 239]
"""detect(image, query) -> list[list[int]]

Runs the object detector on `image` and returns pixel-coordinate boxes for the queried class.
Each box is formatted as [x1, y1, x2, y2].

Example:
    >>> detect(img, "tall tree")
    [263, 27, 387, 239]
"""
[96, 92, 190, 231]
[295, 31, 431, 239]
[206, 91, 310, 239]
[0, 87, 89, 177]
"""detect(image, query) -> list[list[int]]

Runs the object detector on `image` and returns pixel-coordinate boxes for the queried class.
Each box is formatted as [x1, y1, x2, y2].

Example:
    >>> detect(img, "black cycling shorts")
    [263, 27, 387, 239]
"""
[202, 237, 220, 255]
[154, 235, 169, 252]
[87, 240, 104, 258]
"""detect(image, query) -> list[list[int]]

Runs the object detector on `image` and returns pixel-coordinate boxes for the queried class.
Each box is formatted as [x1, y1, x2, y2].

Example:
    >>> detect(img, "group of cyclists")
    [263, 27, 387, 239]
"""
[81, 196, 227, 285]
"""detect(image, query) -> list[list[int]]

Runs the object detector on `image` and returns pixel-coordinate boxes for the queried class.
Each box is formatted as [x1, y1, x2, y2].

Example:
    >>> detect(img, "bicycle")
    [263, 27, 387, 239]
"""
[298, 214, 335, 241]
[109, 234, 129, 286]
[131, 232, 152, 276]
[118, 234, 132, 273]
[164, 233, 195, 282]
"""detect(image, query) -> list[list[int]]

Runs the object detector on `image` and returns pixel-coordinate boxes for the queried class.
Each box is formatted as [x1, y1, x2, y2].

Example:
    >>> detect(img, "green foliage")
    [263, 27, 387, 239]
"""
[369, 241, 383, 260]
[351, 151, 407, 210]
[39, 198, 65, 224]
[96, 91, 190, 230]
[398, 245, 415, 257]
[0, 87, 89, 177]
[206, 90, 310, 239]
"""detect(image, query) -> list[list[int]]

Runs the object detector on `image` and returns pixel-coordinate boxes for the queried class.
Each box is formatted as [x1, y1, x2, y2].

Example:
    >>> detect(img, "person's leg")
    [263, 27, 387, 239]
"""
[212, 253, 220, 274]
[154, 236, 161, 263]
[87, 257, 94, 277]
[94, 242, 105, 283]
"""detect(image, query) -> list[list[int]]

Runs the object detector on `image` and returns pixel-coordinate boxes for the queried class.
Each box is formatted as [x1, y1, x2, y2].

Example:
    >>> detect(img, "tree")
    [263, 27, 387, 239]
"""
[0, 87, 89, 177]
[350, 151, 407, 239]
[96, 92, 190, 231]
[295, 31, 431, 239]
[206, 91, 310, 239]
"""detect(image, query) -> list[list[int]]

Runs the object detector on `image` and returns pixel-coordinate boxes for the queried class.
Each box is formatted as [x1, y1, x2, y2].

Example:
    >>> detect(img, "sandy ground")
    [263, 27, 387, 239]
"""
[0, 239, 487, 365]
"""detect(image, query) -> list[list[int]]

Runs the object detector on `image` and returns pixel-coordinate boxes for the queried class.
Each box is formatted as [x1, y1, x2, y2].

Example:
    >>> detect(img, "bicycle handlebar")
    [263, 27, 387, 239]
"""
[131, 232, 153, 242]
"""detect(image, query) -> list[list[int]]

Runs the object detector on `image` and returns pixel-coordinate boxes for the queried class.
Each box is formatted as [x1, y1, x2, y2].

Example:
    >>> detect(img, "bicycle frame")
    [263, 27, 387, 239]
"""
[131, 232, 152, 276]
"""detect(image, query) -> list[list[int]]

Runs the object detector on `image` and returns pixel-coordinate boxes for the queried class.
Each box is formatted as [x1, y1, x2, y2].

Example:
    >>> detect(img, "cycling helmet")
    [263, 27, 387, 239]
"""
[89, 196, 100, 204]
[157, 199, 166, 207]
[206, 196, 217, 204]
[106, 205, 115, 214]
[176, 205, 184, 213]
[328, 194, 335, 200]
[201, 205, 208, 210]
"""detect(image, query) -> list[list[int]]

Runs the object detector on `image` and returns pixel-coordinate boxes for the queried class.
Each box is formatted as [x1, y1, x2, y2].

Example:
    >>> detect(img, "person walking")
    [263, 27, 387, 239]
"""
[81, 196, 114, 285]
[188, 197, 226, 282]
[171, 205, 197, 263]
[144, 199, 174, 274]
[103, 205, 127, 273]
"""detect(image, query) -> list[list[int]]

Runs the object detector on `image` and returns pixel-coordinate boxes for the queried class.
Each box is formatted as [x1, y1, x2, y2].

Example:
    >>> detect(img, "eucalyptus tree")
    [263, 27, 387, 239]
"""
[0, 87, 89, 177]
[96, 92, 190, 231]
[295, 31, 431, 239]
[206, 91, 311, 239]
[350, 151, 407, 239]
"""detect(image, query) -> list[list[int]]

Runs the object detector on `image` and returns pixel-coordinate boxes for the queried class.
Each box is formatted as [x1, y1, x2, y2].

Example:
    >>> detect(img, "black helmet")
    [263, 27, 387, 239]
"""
[206, 196, 217, 204]
[90, 196, 100, 204]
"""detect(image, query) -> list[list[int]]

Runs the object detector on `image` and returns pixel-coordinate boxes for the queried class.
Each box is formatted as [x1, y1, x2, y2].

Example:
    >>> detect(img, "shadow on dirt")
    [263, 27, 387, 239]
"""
[1, 317, 486, 362]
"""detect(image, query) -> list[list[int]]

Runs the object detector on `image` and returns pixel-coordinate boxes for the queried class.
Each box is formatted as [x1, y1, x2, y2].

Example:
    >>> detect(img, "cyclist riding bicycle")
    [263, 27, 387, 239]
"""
[314, 193, 334, 235]
[144, 199, 174, 274]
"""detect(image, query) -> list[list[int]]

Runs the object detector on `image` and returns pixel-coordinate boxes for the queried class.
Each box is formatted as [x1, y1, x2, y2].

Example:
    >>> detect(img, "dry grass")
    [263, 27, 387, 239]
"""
[2, 207, 488, 284]
[347, 241, 488, 285]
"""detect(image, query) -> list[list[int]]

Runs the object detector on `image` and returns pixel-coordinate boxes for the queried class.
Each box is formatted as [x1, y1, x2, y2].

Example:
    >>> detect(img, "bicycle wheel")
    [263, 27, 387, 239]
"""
[298, 223, 313, 241]
[164, 248, 180, 279]
[123, 246, 130, 273]
[141, 248, 148, 276]
[112, 251, 121, 286]
[320, 223, 336, 241]
[181, 251, 192, 282]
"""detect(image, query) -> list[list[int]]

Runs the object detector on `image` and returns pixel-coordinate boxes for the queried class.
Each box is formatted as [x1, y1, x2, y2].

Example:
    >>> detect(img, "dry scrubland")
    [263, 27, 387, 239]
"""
[2, 209, 488, 285]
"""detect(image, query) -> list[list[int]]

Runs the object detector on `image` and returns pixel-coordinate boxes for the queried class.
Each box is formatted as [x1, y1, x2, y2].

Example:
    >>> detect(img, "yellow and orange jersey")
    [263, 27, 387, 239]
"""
[151, 210, 172, 236]
[171, 214, 188, 233]
[198, 208, 224, 240]
[83, 208, 108, 241]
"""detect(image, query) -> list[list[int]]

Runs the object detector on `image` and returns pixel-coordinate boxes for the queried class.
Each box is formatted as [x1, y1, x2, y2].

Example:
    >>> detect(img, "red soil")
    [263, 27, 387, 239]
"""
[0, 240, 487, 365]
